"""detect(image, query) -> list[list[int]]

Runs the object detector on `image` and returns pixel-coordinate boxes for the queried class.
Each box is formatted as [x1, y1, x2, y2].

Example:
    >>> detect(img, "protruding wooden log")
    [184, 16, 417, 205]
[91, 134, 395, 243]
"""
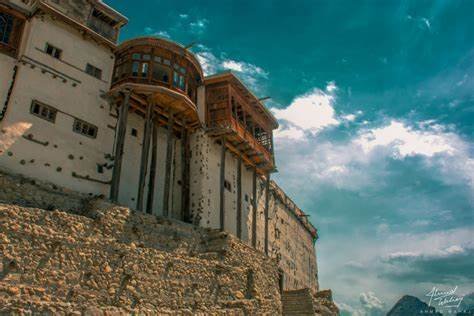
[219, 136, 226, 231]
[110, 90, 131, 202]
[163, 113, 174, 218]
[136, 99, 154, 211]
[146, 122, 158, 214]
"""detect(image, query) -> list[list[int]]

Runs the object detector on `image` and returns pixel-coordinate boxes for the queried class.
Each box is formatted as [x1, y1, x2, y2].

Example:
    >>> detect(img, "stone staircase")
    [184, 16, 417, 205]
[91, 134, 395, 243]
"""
[282, 288, 316, 315]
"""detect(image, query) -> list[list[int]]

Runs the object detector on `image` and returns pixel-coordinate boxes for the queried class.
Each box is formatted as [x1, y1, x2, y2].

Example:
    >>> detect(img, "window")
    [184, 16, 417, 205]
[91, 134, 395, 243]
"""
[45, 43, 62, 59]
[179, 75, 185, 90]
[224, 180, 232, 192]
[141, 62, 149, 77]
[245, 194, 249, 202]
[85, 63, 102, 80]
[30, 100, 57, 123]
[154, 56, 161, 63]
[132, 61, 139, 76]
[132, 53, 141, 59]
[152, 64, 169, 82]
[173, 71, 179, 87]
[0, 12, 14, 45]
[73, 119, 98, 139]
[131, 128, 138, 137]
[163, 59, 171, 66]
[142, 54, 151, 61]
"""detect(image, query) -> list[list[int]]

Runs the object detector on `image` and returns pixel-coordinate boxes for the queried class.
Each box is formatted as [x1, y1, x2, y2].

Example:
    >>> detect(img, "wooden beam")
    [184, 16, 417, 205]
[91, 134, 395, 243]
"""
[163, 112, 175, 218]
[264, 172, 271, 256]
[251, 167, 257, 248]
[237, 156, 242, 239]
[219, 136, 226, 231]
[136, 99, 154, 211]
[110, 90, 131, 202]
[180, 126, 191, 222]
[146, 122, 158, 214]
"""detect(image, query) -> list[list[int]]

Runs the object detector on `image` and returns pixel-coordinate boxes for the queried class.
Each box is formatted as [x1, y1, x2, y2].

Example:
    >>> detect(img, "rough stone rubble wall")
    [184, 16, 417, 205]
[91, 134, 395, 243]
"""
[0, 201, 282, 315]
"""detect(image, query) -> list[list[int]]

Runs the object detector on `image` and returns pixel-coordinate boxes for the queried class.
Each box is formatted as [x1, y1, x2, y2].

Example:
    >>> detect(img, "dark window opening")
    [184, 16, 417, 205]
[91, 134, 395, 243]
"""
[0, 12, 14, 45]
[224, 180, 231, 192]
[131, 128, 138, 137]
[132, 61, 139, 76]
[45, 43, 62, 59]
[97, 164, 104, 174]
[73, 119, 98, 139]
[245, 194, 249, 202]
[85, 63, 102, 80]
[152, 63, 169, 83]
[30, 100, 57, 123]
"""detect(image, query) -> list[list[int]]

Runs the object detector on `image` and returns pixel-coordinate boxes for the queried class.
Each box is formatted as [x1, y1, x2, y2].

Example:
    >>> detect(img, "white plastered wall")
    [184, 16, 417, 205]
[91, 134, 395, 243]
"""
[0, 15, 116, 196]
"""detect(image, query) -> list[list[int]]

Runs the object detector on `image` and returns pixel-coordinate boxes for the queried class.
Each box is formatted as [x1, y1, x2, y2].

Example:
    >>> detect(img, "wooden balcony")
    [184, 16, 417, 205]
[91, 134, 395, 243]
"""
[205, 72, 279, 173]
[110, 37, 204, 129]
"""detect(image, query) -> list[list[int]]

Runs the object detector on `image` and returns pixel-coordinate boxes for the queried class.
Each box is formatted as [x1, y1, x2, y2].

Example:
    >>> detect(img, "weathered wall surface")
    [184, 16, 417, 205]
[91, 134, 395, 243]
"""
[0, 14, 117, 197]
[0, 201, 282, 315]
[188, 131, 318, 292]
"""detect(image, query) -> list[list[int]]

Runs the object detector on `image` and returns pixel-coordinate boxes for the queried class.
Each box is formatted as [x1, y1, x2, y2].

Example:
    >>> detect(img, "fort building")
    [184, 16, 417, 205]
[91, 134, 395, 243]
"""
[0, 0, 319, 292]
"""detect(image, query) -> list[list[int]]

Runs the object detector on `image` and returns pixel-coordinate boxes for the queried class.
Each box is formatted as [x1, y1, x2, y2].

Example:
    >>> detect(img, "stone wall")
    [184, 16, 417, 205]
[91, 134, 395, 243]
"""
[0, 169, 88, 212]
[0, 200, 282, 315]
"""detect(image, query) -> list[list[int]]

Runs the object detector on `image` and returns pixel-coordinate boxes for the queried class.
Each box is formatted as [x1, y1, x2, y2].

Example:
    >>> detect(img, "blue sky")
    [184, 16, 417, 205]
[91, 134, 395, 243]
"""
[107, 0, 474, 314]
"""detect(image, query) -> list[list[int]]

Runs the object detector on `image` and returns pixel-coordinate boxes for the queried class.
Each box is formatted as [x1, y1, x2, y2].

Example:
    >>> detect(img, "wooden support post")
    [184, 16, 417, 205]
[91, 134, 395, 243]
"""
[181, 126, 191, 222]
[236, 156, 242, 239]
[219, 136, 226, 231]
[146, 123, 158, 214]
[110, 90, 131, 202]
[251, 167, 257, 248]
[163, 113, 174, 218]
[264, 172, 270, 255]
[136, 100, 154, 211]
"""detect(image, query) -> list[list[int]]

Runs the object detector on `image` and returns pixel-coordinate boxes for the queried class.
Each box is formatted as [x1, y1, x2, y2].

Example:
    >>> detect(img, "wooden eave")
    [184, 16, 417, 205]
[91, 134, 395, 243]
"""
[117, 37, 204, 80]
[205, 71, 279, 130]
[94, 0, 128, 26]
[31, 1, 117, 50]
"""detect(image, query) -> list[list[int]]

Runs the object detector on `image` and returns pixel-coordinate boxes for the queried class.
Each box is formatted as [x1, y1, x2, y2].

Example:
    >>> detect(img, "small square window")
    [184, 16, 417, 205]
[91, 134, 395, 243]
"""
[132, 53, 141, 59]
[45, 43, 62, 59]
[30, 100, 57, 123]
[154, 56, 161, 63]
[163, 59, 171, 66]
[142, 54, 151, 61]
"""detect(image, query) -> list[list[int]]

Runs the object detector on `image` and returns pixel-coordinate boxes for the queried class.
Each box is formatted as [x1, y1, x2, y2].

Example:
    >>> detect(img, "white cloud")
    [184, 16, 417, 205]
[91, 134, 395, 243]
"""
[190, 18, 208, 34]
[355, 120, 457, 158]
[275, 116, 474, 191]
[272, 84, 339, 137]
[326, 81, 337, 92]
[144, 27, 170, 38]
[194, 46, 269, 92]
[274, 125, 305, 140]
[384, 228, 474, 261]
[179, 13, 188, 19]
[222, 60, 244, 72]
[342, 114, 357, 121]
[359, 292, 385, 315]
